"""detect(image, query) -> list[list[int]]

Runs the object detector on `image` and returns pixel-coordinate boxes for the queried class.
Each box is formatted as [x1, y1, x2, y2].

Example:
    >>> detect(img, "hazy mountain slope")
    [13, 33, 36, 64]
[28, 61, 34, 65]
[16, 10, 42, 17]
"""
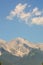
[0, 47, 43, 65]
[0, 37, 43, 65]
[7, 37, 43, 57]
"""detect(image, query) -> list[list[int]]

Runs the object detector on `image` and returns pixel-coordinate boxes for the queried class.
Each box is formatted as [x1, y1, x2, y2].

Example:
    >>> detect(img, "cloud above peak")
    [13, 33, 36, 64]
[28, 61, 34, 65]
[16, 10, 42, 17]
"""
[6, 3, 43, 25]
[6, 3, 28, 20]
[32, 17, 43, 25]
[32, 7, 41, 16]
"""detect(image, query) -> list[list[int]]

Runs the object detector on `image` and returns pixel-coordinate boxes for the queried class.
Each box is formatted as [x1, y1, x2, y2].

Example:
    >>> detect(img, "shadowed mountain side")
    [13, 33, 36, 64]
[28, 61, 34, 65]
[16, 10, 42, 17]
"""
[0, 47, 43, 65]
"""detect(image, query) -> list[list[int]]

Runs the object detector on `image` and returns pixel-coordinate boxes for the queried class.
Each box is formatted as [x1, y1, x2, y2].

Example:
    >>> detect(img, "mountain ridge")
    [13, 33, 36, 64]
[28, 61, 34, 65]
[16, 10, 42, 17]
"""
[0, 37, 43, 65]
[0, 37, 43, 57]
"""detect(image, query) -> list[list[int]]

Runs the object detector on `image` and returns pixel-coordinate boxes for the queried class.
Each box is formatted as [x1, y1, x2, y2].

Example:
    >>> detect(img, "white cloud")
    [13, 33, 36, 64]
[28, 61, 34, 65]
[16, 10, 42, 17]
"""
[6, 3, 43, 25]
[6, 3, 31, 24]
[6, 3, 28, 20]
[32, 7, 41, 16]
[19, 12, 31, 21]
[32, 17, 43, 25]
[31, 7, 43, 25]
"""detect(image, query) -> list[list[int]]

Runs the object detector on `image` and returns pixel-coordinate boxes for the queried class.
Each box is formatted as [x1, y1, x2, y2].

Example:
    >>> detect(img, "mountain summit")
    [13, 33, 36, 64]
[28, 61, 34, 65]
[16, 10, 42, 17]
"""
[0, 37, 43, 57]
[0, 37, 43, 65]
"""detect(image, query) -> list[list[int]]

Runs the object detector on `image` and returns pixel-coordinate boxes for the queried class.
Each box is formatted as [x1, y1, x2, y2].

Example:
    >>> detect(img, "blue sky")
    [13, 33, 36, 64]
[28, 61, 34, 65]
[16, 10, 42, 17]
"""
[0, 0, 43, 43]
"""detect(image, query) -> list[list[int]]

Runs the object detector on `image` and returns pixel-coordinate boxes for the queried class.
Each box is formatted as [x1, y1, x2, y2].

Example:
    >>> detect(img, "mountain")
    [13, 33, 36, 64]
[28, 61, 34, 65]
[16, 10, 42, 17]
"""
[0, 37, 43, 65]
